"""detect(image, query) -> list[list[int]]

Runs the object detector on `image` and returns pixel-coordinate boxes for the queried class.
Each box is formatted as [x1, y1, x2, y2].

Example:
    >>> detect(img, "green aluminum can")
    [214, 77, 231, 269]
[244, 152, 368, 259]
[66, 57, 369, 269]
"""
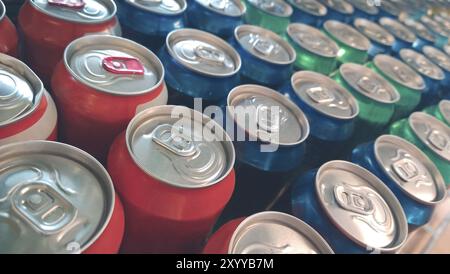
[366, 54, 426, 121]
[285, 23, 339, 75]
[423, 100, 450, 127]
[323, 20, 371, 65]
[389, 112, 450, 185]
[243, 0, 293, 35]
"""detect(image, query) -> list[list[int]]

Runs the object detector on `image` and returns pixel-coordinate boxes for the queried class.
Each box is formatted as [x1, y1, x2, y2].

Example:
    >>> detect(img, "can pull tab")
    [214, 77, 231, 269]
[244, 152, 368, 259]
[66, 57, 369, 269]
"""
[306, 86, 335, 104]
[194, 46, 226, 66]
[152, 124, 197, 157]
[209, 0, 228, 10]
[357, 76, 386, 95]
[102, 56, 145, 76]
[334, 184, 374, 215]
[252, 38, 275, 56]
[48, 0, 86, 9]
[256, 105, 281, 133]
[392, 158, 420, 182]
[428, 129, 449, 151]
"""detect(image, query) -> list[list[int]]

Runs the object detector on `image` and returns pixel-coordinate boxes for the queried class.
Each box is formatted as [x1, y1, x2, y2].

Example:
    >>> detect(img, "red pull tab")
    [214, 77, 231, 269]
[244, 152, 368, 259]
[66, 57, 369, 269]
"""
[48, 0, 86, 9]
[102, 57, 145, 76]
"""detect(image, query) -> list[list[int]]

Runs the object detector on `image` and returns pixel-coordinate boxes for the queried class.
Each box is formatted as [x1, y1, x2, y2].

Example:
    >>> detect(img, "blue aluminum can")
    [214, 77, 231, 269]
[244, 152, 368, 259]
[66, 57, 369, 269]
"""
[346, 0, 379, 22]
[422, 46, 450, 95]
[379, 17, 417, 54]
[230, 25, 296, 88]
[351, 135, 448, 227]
[186, 0, 246, 39]
[158, 28, 241, 108]
[291, 160, 408, 254]
[319, 0, 354, 23]
[420, 15, 449, 48]
[287, 0, 328, 27]
[399, 15, 436, 52]
[353, 18, 395, 59]
[115, 0, 186, 52]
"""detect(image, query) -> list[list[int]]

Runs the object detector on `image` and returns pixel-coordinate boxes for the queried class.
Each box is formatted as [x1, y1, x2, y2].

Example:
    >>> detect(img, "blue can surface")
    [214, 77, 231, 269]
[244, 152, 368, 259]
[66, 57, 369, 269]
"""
[346, 0, 379, 22]
[319, 0, 354, 23]
[379, 17, 417, 54]
[287, 0, 328, 27]
[116, 0, 187, 51]
[351, 135, 448, 227]
[186, 0, 246, 39]
[291, 160, 408, 254]
[230, 25, 296, 88]
[353, 18, 395, 59]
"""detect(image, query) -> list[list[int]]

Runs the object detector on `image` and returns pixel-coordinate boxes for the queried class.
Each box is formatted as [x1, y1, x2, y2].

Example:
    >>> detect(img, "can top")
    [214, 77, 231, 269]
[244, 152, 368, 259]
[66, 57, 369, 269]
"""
[400, 17, 436, 43]
[125, 0, 187, 15]
[235, 25, 296, 65]
[194, 0, 246, 16]
[166, 28, 241, 77]
[30, 0, 117, 24]
[323, 20, 371, 51]
[339, 63, 400, 104]
[228, 211, 334, 254]
[64, 35, 164, 95]
[439, 100, 450, 125]
[373, 55, 425, 91]
[290, 71, 359, 120]
[315, 160, 408, 252]
[126, 105, 235, 188]
[445, 44, 450, 57]
[353, 18, 395, 47]
[379, 17, 417, 44]
[246, 0, 293, 17]
[0, 53, 44, 128]
[0, 141, 115, 254]
[227, 85, 310, 146]
[423, 46, 450, 73]
[420, 15, 448, 37]
[287, 23, 339, 58]
[409, 112, 450, 162]
[287, 0, 327, 17]
[319, 0, 353, 14]
[399, 49, 445, 81]
[374, 135, 447, 205]
[346, 0, 378, 15]
[378, 0, 400, 17]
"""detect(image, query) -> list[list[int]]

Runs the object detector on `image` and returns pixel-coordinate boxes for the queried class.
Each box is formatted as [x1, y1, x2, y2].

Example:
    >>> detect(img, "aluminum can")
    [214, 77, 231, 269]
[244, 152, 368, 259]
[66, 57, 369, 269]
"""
[286, 23, 339, 75]
[203, 211, 334, 254]
[0, 140, 125, 254]
[353, 18, 395, 59]
[379, 17, 417, 54]
[0, 53, 57, 146]
[107, 105, 236, 253]
[51, 35, 168, 163]
[399, 15, 436, 52]
[230, 25, 296, 88]
[18, 0, 121, 85]
[318, 0, 353, 23]
[377, 0, 401, 19]
[419, 15, 449, 49]
[423, 100, 450, 127]
[0, 1, 18, 57]
[243, 0, 292, 35]
[287, 0, 327, 27]
[422, 45, 450, 92]
[346, 0, 379, 22]
[291, 160, 408, 253]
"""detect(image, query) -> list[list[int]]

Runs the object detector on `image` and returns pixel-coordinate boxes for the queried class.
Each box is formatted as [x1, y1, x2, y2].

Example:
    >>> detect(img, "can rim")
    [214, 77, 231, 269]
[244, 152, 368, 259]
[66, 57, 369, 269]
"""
[399, 48, 445, 81]
[0, 140, 116, 254]
[374, 135, 448, 205]
[125, 0, 187, 16]
[195, 0, 246, 17]
[0, 0, 5, 21]
[439, 100, 450, 125]
[323, 20, 371, 51]
[29, 0, 117, 24]
[346, 0, 378, 15]
[314, 160, 408, 252]
[320, 0, 353, 14]
[378, 0, 400, 17]
[246, 0, 293, 18]
[227, 211, 335, 254]
[353, 18, 395, 47]
[125, 105, 236, 189]
[423, 45, 450, 73]
[0, 53, 45, 128]
[287, 0, 327, 17]
[287, 23, 339, 58]
[226, 84, 310, 146]
[234, 24, 296, 65]
[378, 17, 417, 44]
[63, 34, 165, 96]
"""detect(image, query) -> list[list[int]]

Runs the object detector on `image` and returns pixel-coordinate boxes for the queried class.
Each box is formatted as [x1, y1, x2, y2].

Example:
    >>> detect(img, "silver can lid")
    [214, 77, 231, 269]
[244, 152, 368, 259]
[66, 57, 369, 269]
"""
[346, 0, 378, 15]
[287, 0, 327, 17]
[228, 211, 334, 254]
[379, 17, 416, 44]
[319, 0, 353, 15]
[290, 71, 359, 120]
[315, 160, 408, 252]
[166, 29, 241, 77]
[246, 0, 293, 17]
[30, 0, 116, 24]
[353, 18, 395, 47]
[64, 35, 165, 95]
[0, 141, 115, 254]
[339, 63, 399, 104]
[409, 112, 450, 162]
[126, 105, 235, 188]
[227, 85, 310, 145]
[125, 0, 187, 15]
[400, 16, 436, 43]
[0, 53, 44, 128]
[420, 15, 448, 37]
[423, 46, 450, 73]
[378, 0, 400, 17]
[287, 23, 339, 58]
[324, 20, 371, 51]
[194, 0, 246, 17]
[235, 25, 296, 65]
[399, 49, 445, 81]
[439, 100, 450, 125]
[374, 135, 447, 204]
[373, 55, 425, 92]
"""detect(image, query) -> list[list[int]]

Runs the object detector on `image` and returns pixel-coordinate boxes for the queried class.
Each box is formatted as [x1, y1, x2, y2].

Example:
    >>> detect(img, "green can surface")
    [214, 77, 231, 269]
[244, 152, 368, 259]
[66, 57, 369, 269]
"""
[423, 100, 450, 127]
[243, 0, 292, 34]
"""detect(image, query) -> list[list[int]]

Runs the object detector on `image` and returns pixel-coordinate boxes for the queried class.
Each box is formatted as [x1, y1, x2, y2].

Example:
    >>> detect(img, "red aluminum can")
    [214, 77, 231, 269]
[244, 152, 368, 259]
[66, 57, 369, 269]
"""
[0, 53, 57, 146]
[0, 141, 125, 254]
[51, 35, 168, 163]
[18, 0, 121, 85]
[0, 1, 18, 57]
[203, 212, 334, 254]
[108, 105, 236, 253]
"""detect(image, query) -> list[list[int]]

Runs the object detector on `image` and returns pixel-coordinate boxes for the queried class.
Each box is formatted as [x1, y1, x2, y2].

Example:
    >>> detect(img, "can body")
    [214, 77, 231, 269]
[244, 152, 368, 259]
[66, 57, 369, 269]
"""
[203, 218, 245, 254]
[243, 0, 291, 34]
[423, 103, 450, 127]
[367, 41, 391, 59]
[0, 12, 18, 57]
